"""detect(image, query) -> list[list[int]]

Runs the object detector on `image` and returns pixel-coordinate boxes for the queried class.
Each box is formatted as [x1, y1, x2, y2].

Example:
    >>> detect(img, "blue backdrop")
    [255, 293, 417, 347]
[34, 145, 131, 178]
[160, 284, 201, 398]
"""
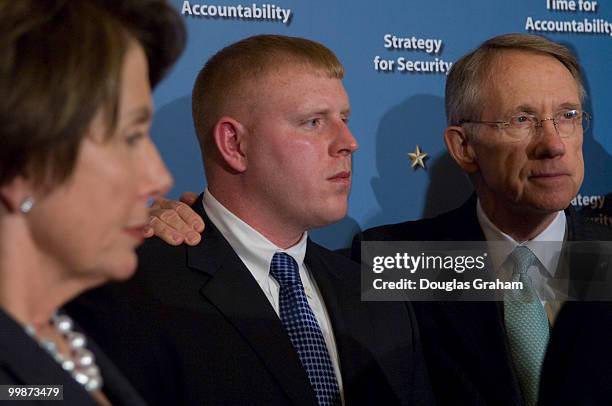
[153, 0, 612, 249]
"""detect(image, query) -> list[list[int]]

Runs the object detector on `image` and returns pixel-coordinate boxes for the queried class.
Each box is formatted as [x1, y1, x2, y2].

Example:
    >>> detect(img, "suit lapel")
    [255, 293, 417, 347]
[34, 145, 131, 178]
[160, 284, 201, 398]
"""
[303, 240, 349, 368]
[303, 240, 348, 330]
[440, 300, 523, 404]
[306, 240, 377, 403]
[186, 196, 317, 406]
[437, 196, 523, 404]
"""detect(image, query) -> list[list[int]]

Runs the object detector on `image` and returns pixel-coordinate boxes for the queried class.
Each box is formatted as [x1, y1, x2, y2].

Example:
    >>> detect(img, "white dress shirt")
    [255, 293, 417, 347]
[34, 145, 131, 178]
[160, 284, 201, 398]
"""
[202, 188, 344, 396]
[476, 199, 567, 323]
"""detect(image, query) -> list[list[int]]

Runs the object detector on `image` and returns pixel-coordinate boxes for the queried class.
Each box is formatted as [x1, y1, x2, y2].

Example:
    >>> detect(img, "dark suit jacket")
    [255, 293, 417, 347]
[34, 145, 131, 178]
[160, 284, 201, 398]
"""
[68, 195, 433, 406]
[539, 301, 612, 406]
[352, 194, 612, 406]
[0, 308, 146, 406]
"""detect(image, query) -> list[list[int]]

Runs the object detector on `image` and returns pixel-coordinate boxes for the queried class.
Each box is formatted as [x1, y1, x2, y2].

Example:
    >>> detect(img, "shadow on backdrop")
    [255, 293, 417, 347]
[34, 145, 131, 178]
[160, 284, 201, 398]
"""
[365, 94, 472, 233]
[310, 217, 361, 253]
[423, 152, 473, 218]
[576, 59, 612, 198]
[152, 95, 206, 200]
[575, 78, 612, 227]
[563, 43, 612, 226]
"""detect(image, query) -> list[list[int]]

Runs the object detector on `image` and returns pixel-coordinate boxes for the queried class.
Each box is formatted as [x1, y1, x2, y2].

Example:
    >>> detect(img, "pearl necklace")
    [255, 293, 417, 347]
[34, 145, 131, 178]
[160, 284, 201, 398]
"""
[25, 313, 103, 392]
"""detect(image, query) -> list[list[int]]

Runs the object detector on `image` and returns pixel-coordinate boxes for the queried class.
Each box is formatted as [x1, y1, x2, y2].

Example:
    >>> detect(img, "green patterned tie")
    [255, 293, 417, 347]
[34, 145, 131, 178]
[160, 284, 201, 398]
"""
[504, 246, 550, 406]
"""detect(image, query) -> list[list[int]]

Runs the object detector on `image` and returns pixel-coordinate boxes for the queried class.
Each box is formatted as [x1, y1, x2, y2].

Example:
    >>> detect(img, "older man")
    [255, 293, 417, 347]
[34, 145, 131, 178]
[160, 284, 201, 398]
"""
[69, 35, 432, 406]
[352, 34, 612, 406]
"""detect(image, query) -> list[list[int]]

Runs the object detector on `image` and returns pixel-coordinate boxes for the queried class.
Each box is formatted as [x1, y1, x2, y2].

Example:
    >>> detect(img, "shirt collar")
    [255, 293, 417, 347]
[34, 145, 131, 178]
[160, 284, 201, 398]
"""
[476, 198, 566, 276]
[202, 188, 308, 284]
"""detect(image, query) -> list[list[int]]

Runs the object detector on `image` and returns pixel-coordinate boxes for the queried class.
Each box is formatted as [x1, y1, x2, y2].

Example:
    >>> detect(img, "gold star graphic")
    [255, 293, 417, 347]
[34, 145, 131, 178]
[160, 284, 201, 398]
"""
[407, 145, 429, 169]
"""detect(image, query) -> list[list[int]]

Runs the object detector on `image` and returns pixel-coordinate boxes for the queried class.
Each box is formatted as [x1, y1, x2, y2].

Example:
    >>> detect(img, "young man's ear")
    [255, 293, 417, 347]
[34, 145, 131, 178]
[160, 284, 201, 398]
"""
[0, 176, 35, 213]
[444, 125, 479, 174]
[212, 117, 249, 173]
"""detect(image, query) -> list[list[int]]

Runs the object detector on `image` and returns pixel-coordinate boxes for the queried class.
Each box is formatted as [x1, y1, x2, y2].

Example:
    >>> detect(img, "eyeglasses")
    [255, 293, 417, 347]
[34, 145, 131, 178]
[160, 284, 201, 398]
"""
[458, 109, 590, 141]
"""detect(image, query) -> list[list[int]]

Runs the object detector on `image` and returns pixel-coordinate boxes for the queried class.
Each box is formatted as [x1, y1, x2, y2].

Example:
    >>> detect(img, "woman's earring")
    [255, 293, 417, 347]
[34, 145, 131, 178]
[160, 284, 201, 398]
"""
[19, 197, 35, 213]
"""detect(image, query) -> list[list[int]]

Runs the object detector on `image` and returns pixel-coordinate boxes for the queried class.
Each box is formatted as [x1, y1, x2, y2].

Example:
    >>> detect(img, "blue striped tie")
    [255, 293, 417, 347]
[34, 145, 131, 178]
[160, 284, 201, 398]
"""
[270, 252, 340, 406]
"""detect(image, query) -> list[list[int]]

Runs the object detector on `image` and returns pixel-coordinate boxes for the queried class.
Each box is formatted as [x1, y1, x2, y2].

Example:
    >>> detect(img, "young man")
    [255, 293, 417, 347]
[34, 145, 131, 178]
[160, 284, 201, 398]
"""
[69, 35, 432, 405]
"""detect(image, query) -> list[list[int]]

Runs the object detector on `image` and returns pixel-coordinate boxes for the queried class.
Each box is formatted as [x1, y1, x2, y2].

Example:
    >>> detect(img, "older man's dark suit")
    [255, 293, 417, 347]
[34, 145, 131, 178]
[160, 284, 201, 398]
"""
[352, 194, 612, 406]
[69, 195, 432, 406]
[539, 301, 612, 405]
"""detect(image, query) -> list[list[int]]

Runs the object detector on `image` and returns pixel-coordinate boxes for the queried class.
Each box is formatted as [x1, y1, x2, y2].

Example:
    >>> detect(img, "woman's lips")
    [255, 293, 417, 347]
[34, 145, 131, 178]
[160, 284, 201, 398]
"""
[124, 225, 147, 243]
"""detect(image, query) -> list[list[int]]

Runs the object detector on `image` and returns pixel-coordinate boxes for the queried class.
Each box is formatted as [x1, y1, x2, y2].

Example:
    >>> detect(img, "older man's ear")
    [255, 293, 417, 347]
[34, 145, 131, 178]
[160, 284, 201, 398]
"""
[444, 125, 479, 174]
[143, 191, 203, 246]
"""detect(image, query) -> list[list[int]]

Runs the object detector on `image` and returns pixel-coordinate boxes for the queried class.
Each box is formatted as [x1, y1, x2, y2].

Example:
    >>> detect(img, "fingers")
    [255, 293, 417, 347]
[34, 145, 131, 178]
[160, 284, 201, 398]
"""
[174, 200, 205, 233]
[148, 197, 204, 246]
[148, 216, 187, 246]
[143, 225, 155, 238]
[150, 196, 185, 211]
[179, 191, 199, 207]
